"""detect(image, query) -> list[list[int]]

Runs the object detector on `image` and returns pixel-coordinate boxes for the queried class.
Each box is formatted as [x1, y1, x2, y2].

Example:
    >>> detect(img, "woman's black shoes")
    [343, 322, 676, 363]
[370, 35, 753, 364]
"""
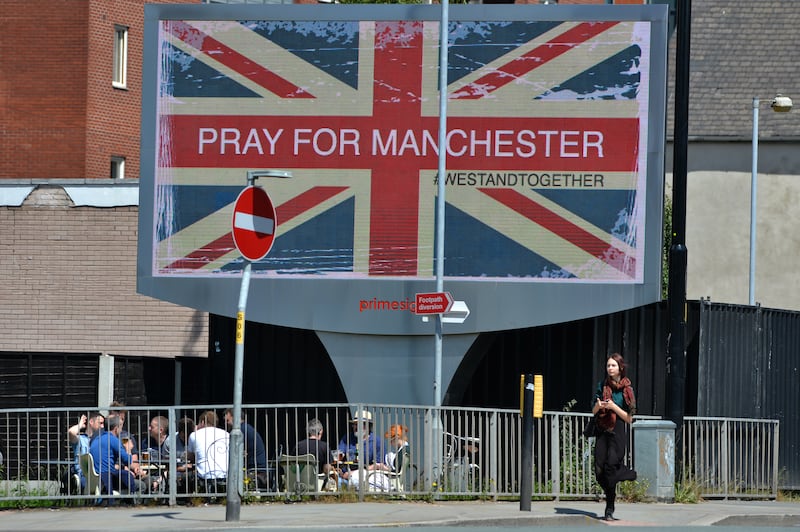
[603, 502, 617, 521]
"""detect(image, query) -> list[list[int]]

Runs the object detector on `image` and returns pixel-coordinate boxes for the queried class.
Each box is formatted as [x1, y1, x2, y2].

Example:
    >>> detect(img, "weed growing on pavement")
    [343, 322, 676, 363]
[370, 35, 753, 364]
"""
[674, 476, 703, 503]
[618, 478, 649, 502]
[0, 479, 66, 509]
[778, 490, 800, 502]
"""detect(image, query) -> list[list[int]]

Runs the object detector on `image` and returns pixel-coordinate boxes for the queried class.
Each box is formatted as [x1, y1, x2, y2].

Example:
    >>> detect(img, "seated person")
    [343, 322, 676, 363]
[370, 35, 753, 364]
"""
[89, 414, 148, 495]
[174, 417, 195, 492]
[187, 410, 229, 486]
[383, 424, 410, 473]
[346, 423, 408, 491]
[177, 417, 195, 454]
[67, 411, 104, 493]
[109, 401, 141, 468]
[142, 415, 181, 492]
[337, 410, 385, 489]
[224, 408, 268, 489]
[292, 418, 334, 489]
[144, 415, 182, 461]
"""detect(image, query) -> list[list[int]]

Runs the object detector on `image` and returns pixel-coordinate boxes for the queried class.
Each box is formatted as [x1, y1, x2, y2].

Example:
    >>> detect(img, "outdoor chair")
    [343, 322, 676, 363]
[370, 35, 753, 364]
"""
[279, 453, 326, 502]
[78, 453, 119, 503]
[367, 446, 410, 493]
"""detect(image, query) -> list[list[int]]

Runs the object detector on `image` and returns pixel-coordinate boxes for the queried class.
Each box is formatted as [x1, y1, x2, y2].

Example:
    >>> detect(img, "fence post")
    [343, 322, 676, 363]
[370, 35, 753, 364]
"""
[489, 410, 498, 501]
[550, 414, 560, 499]
[97, 354, 114, 408]
[424, 407, 440, 494]
[168, 406, 177, 506]
[721, 419, 729, 499]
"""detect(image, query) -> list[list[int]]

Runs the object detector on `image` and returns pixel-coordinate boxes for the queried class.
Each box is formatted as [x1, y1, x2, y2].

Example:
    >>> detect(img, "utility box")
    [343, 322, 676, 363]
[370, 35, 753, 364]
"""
[632, 420, 676, 501]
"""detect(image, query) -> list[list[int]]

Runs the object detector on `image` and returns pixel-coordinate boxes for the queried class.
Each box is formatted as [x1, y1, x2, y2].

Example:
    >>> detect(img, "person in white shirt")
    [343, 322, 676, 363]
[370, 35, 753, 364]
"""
[187, 410, 229, 480]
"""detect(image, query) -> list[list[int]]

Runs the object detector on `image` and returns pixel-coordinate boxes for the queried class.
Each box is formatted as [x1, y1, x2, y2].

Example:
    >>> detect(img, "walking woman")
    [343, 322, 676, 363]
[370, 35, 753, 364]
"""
[592, 352, 637, 520]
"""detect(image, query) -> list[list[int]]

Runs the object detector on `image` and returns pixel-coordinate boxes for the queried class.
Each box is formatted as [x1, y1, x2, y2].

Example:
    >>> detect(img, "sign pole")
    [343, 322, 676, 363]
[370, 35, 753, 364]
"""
[428, 0, 449, 496]
[225, 260, 250, 522]
[434, 0, 449, 409]
[226, 170, 289, 522]
[520, 374, 534, 511]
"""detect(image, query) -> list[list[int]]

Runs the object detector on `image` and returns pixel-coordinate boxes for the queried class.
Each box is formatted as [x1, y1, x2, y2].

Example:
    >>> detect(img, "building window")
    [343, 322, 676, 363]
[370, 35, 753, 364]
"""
[111, 157, 125, 179]
[113, 26, 128, 88]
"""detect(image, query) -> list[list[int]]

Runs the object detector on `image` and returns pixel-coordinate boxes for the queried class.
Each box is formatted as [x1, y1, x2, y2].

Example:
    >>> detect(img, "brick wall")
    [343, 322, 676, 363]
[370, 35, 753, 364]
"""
[1, 0, 199, 181]
[0, 1, 89, 178]
[0, 187, 208, 358]
[84, 0, 199, 180]
[86, 1, 145, 180]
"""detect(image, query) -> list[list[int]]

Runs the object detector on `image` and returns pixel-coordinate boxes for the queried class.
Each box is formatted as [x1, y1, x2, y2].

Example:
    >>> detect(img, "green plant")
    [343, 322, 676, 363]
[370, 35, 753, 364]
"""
[674, 476, 703, 503]
[562, 399, 578, 413]
[778, 490, 800, 502]
[558, 400, 601, 497]
[0, 479, 65, 509]
[618, 478, 649, 502]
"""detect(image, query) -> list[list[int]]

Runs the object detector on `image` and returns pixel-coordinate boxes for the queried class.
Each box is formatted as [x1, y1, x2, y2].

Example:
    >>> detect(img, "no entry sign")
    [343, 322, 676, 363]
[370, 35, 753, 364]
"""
[232, 186, 277, 262]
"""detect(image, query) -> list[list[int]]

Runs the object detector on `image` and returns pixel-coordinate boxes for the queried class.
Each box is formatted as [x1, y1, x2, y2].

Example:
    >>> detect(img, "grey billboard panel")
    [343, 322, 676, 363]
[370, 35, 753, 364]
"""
[139, 3, 668, 335]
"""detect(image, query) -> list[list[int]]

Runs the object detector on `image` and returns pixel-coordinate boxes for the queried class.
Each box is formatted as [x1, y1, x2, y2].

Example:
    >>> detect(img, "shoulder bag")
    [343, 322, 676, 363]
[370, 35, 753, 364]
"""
[582, 415, 602, 438]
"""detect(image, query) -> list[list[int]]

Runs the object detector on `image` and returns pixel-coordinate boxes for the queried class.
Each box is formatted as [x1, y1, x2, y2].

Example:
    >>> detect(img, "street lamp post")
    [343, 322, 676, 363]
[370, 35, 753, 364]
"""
[749, 95, 792, 306]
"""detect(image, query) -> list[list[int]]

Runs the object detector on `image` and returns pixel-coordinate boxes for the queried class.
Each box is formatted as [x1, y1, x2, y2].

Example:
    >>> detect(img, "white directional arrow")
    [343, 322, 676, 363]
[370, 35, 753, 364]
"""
[442, 300, 470, 324]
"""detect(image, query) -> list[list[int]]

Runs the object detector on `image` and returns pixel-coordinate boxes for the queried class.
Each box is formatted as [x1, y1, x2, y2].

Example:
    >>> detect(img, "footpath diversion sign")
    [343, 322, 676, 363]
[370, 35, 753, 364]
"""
[232, 186, 277, 262]
[415, 292, 454, 315]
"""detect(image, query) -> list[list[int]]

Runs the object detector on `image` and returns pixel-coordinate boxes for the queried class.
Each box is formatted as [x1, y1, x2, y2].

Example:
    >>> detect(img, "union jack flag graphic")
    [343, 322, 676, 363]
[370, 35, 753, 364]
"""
[153, 17, 650, 282]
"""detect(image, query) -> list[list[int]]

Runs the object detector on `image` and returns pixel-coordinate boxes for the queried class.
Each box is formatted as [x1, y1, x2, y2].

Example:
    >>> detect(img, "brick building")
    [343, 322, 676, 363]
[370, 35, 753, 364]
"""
[1, 0, 204, 407]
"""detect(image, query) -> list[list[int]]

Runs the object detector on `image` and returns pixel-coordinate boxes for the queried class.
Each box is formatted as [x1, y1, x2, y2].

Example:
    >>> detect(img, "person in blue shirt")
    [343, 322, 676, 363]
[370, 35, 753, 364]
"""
[337, 409, 385, 488]
[67, 411, 104, 492]
[89, 414, 146, 494]
[224, 408, 268, 488]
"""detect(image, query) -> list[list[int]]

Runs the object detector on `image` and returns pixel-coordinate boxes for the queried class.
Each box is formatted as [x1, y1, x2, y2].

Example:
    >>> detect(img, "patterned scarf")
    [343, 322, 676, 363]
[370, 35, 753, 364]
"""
[597, 377, 636, 432]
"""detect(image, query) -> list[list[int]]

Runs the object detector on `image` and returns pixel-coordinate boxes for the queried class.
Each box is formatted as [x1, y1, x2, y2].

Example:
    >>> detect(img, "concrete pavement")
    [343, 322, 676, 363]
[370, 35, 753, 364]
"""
[3, 499, 800, 531]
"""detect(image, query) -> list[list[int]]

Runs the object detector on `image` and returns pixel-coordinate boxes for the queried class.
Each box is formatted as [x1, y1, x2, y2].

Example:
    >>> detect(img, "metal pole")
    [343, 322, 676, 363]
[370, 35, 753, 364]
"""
[749, 97, 759, 306]
[226, 261, 250, 521]
[225, 169, 287, 520]
[434, 0, 449, 408]
[519, 374, 534, 511]
[667, 0, 691, 472]
[226, 171, 258, 521]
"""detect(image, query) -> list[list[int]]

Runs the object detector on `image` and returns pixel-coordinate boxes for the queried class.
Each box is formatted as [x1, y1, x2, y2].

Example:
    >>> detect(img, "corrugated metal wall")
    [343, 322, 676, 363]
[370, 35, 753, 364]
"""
[451, 302, 671, 416]
[697, 301, 800, 488]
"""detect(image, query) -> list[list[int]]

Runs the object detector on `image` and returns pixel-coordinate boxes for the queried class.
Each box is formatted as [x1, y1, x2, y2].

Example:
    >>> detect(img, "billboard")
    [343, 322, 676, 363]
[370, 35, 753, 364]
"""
[139, 4, 668, 335]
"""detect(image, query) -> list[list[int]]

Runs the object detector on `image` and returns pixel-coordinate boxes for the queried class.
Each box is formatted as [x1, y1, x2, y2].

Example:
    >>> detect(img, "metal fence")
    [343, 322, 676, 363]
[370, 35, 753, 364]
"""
[682, 416, 780, 499]
[0, 404, 779, 505]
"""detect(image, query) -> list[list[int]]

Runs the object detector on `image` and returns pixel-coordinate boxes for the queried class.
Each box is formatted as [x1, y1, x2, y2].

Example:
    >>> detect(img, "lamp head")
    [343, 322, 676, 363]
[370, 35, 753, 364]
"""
[770, 95, 793, 113]
[246, 169, 293, 185]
